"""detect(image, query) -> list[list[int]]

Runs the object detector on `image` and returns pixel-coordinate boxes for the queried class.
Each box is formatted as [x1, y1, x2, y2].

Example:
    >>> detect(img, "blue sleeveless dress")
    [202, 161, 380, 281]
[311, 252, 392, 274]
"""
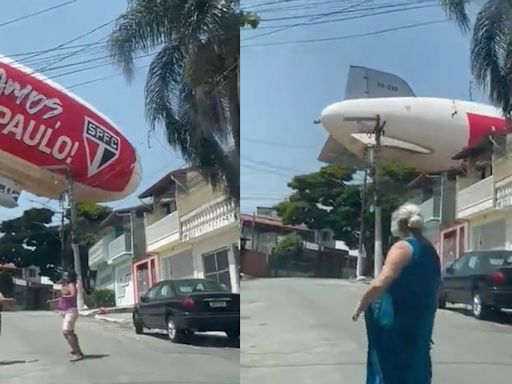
[364, 237, 441, 384]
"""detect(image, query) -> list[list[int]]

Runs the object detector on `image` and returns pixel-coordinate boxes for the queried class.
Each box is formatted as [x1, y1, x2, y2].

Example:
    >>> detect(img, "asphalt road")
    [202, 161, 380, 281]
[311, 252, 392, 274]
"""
[0, 311, 239, 384]
[241, 278, 512, 384]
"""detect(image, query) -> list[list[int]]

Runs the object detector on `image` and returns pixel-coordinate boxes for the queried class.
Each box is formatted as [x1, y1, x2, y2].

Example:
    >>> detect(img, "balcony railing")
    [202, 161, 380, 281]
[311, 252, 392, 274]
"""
[108, 234, 131, 262]
[457, 176, 494, 219]
[182, 198, 237, 241]
[88, 239, 105, 266]
[146, 211, 180, 248]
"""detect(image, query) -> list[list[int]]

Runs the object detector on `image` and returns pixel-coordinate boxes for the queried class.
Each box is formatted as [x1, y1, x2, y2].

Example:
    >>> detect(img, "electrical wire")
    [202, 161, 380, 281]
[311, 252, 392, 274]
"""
[0, 0, 80, 29]
[242, 19, 448, 47]
[243, 0, 371, 41]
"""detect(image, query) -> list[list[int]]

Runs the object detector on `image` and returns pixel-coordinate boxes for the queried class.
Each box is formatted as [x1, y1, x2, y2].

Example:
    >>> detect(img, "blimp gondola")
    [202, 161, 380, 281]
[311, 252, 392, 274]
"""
[0, 55, 141, 203]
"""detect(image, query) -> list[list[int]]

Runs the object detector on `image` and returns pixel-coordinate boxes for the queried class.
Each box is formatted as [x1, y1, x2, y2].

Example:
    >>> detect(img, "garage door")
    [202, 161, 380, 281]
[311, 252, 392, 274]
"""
[471, 219, 506, 250]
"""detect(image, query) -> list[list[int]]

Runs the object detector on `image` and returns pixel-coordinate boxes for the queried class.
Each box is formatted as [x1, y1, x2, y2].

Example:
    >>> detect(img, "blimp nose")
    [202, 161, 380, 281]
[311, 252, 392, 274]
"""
[320, 102, 344, 133]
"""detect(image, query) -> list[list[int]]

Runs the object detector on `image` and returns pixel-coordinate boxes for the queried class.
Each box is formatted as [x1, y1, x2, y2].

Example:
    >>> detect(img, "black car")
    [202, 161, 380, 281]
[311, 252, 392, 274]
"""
[439, 250, 512, 319]
[133, 278, 240, 343]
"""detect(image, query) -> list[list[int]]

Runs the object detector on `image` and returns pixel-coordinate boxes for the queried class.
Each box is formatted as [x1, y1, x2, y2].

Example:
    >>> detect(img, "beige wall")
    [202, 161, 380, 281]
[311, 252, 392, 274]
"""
[494, 156, 512, 183]
[177, 171, 224, 217]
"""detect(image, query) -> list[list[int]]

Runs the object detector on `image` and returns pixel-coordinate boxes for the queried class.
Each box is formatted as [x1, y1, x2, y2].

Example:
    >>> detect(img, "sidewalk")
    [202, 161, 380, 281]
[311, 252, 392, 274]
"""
[94, 312, 132, 327]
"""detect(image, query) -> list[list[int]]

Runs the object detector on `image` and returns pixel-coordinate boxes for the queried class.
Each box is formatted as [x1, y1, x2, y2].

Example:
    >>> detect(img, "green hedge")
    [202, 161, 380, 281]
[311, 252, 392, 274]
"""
[84, 288, 115, 308]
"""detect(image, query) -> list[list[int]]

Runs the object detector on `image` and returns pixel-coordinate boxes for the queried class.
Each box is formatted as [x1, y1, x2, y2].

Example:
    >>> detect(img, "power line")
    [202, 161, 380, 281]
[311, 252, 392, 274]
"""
[242, 136, 317, 149]
[251, 2, 439, 30]
[243, 0, 370, 41]
[242, 19, 448, 47]
[0, 0, 80, 29]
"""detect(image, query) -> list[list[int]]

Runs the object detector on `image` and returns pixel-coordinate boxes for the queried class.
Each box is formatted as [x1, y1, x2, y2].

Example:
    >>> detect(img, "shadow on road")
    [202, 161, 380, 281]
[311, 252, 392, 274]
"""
[0, 360, 38, 366]
[83, 354, 109, 360]
[147, 332, 240, 349]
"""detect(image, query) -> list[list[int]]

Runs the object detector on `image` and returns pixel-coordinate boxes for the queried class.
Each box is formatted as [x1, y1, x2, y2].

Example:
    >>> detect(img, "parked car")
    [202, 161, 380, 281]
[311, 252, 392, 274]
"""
[132, 278, 240, 343]
[439, 249, 512, 319]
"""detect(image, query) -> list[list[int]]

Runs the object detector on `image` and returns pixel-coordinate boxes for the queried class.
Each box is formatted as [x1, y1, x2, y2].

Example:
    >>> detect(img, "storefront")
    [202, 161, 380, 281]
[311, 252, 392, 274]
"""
[439, 223, 467, 268]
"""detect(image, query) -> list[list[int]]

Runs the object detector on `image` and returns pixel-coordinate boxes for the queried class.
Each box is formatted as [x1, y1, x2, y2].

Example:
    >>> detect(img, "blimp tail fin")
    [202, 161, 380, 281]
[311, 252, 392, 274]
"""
[318, 135, 369, 167]
[344, 65, 416, 100]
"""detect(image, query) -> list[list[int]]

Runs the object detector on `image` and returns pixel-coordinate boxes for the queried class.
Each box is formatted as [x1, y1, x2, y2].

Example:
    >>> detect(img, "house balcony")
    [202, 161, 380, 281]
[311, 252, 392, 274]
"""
[181, 197, 238, 242]
[146, 211, 180, 253]
[88, 238, 106, 267]
[457, 175, 495, 219]
[107, 234, 132, 264]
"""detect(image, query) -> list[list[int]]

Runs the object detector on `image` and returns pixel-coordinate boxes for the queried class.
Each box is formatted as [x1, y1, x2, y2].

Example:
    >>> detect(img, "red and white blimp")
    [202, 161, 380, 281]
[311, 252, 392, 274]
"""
[0, 55, 142, 203]
[319, 66, 510, 172]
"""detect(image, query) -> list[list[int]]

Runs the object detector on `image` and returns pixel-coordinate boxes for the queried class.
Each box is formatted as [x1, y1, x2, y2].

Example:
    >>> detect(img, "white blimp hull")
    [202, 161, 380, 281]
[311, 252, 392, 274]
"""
[320, 97, 508, 172]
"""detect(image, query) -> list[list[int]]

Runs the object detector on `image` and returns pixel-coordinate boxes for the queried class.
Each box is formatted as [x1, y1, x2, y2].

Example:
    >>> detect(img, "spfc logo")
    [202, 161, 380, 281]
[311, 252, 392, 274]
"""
[83, 117, 120, 177]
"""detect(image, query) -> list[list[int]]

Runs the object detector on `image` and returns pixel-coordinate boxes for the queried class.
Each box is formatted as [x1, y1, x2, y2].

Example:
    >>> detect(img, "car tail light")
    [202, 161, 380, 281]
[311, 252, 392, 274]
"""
[489, 271, 507, 285]
[182, 297, 196, 311]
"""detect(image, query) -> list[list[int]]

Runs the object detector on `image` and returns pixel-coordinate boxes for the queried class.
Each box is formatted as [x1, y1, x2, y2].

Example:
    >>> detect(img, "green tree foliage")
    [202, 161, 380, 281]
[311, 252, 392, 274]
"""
[240, 10, 260, 28]
[441, 1, 512, 115]
[108, 0, 241, 200]
[275, 162, 418, 256]
[0, 204, 112, 282]
[84, 288, 116, 309]
[0, 271, 14, 297]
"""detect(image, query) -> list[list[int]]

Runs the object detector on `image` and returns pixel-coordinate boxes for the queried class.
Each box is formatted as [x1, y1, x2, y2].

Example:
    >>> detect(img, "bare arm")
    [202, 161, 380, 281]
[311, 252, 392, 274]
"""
[352, 240, 413, 321]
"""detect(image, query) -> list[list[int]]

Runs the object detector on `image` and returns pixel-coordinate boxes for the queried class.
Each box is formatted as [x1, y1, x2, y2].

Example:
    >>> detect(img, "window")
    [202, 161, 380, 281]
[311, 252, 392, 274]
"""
[175, 279, 228, 295]
[155, 283, 176, 300]
[144, 284, 160, 301]
[202, 248, 231, 290]
[449, 255, 467, 273]
[28, 269, 36, 278]
[467, 255, 479, 270]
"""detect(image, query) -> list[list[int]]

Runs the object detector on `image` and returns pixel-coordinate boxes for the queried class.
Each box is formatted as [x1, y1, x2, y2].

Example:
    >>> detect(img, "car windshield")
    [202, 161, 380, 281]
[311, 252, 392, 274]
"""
[175, 279, 228, 294]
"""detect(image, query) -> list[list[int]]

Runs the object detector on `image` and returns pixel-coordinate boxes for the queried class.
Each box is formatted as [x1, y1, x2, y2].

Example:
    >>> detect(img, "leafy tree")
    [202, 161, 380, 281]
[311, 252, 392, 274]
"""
[0, 204, 112, 282]
[107, 0, 241, 200]
[275, 162, 418, 266]
[0, 271, 14, 297]
[441, 1, 512, 114]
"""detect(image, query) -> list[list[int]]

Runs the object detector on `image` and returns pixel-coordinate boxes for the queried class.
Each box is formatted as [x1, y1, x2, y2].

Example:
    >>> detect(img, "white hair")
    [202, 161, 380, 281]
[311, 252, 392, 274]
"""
[395, 203, 424, 231]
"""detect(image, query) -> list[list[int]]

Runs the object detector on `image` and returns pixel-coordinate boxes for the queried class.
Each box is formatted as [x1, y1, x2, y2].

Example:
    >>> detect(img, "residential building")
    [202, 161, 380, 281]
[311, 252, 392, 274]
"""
[240, 208, 356, 278]
[390, 171, 458, 267]
[134, 168, 240, 299]
[88, 205, 149, 307]
[448, 135, 509, 252]
[0, 264, 58, 310]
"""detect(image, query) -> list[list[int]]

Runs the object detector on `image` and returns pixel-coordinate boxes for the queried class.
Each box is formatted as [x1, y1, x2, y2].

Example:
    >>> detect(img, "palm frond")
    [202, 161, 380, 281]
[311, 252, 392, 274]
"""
[440, 0, 472, 32]
[471, 0, 512, 114]
[107, 0, 175, 81]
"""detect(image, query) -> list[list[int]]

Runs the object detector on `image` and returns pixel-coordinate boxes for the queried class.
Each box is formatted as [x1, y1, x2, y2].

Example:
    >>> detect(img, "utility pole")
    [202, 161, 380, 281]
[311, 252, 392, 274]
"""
[44, 165, 84, 310]
[357, 168, 367, 278]
[370, 116, 385, 277]
[66, 173, 85, 311]
[60, 196, 67, 270]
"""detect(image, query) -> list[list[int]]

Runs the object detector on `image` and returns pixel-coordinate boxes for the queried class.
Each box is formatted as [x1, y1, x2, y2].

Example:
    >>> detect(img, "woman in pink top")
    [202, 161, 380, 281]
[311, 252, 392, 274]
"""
[59, 271, 84, 361]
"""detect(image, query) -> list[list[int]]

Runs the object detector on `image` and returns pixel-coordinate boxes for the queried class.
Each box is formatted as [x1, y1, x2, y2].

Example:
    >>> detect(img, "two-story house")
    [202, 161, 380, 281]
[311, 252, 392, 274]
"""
[133, 167, 239, 300]
[88, 205, 149, 307]
[445, 134, 512, 258]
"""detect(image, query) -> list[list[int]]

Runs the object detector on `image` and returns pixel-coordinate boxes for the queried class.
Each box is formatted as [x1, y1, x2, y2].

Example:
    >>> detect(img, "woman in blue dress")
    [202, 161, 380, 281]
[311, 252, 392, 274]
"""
[352, 203, 441, 384]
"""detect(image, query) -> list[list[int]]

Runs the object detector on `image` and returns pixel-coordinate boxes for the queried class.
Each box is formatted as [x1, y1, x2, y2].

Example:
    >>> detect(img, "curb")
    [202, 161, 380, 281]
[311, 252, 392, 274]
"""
[94, 314, 130, 324]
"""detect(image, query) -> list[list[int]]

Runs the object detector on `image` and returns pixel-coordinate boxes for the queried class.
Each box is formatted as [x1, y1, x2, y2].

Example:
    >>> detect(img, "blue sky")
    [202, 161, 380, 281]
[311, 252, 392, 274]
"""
[0, 0, 184, 223]
[240, 0, 487, 214]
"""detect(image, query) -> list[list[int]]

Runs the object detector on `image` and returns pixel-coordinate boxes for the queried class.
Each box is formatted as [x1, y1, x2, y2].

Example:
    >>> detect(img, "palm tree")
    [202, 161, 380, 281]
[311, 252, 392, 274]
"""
[107, 0, 241, 200]
[441, 1, 512, 115]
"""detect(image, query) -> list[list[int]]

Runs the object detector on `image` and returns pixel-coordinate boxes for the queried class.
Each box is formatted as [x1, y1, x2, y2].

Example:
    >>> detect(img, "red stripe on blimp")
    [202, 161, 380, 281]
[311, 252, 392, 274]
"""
[0, 60, 136, 193]
[466, 113, 510, 148]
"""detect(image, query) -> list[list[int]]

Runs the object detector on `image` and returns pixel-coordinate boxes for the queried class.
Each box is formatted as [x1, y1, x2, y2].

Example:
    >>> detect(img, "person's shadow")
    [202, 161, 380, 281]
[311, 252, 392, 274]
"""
[70, 354, 109, 363]
[0, 360, 38, 366]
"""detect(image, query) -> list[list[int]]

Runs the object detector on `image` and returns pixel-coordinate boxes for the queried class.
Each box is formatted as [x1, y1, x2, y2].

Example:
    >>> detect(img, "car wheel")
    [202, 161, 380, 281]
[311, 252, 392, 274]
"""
[167, 317, 186, 343]
[133, 312, 144, 335]
[226, 329, 240, 340]
[472, 293, 490, 320]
